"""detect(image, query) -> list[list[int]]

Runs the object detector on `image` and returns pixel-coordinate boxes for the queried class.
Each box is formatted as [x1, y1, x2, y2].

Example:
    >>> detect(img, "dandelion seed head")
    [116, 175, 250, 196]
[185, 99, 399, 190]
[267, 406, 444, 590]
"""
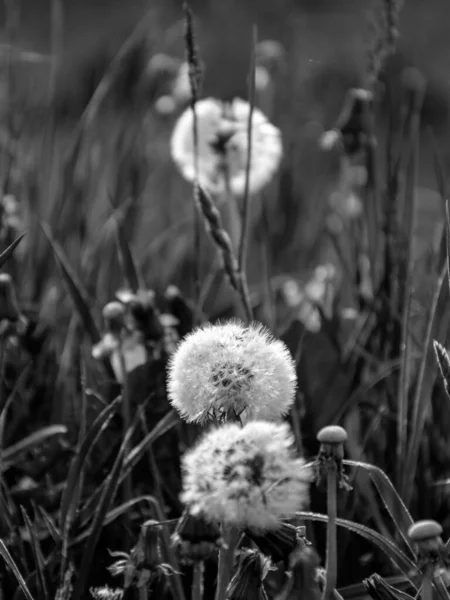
[170, 97, 282, 197]
[181, 420, 311, 531]
[167, 320, 296, 423]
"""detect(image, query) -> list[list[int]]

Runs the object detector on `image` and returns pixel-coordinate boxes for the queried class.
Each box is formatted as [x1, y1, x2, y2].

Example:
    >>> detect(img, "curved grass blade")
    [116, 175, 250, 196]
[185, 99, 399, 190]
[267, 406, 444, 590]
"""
[123, 409, 179, 475]
[77, 409, 179, 529]
[296, 512, 418, 585]
[114, 216, 142, 293]
[71, 495, 158, 545]
[0, 539, 35, 600]
[20, 507, 49, 599]
[59, 395, 121, 527]
[40, 221, 115, 380]
[0, 231, 26, 270]
[344, 460, 415, 557]
[2, 425, 67, 469]
[71, 417, 139, 600]
[36, 505, 60, 543]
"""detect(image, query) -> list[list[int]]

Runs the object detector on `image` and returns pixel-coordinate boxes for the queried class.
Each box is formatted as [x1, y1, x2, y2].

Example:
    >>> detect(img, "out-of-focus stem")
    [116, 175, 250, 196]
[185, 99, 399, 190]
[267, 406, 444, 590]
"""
[192, 561, 205, 600]
[215, 525, 239, 600]
[323, 466, 338, 600]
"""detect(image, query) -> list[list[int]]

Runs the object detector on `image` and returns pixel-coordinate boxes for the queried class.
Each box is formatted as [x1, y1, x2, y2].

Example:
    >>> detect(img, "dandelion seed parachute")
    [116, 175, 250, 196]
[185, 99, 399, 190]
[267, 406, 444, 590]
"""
[170, 97, 283, 197]
[167, 319, 297, 423]
[181, 420, 312, 531]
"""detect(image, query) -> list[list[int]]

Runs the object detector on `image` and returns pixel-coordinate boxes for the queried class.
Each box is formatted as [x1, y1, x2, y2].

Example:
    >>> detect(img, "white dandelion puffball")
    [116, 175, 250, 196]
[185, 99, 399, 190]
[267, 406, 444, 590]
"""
[167, 320, 297, 423]
[170, 97, 283, 197]
[181, 420, 311, 531]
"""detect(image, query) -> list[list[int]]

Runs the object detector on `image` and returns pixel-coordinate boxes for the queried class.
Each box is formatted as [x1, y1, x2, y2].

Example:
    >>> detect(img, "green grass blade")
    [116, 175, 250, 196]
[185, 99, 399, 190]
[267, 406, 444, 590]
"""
[77, 409, 179, 529]
[0, 538, 35, 600]
[71, 418, 139, 600]
[72, 495, 158, 545]
[123, 410, 180, 475]
[343, 460, 415, 556]
[36, 505, 60, 542]
[114, 216, 142, 293]
[39, 222, 98, 342]
[0, 231, 26, 270]
[1, 425, 67, 469]
[59, 395, 121, 528]
[402, 264, 447, 504]
[40, 221, 116, 380]
[296, 512, 418, 584]
[20, 506, 49, 599]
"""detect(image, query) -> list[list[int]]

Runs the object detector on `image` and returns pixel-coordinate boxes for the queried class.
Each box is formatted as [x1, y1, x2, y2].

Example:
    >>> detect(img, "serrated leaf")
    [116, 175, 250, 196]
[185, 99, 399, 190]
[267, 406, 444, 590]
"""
[296, 511, 418, 585]
[0, 538, 35, 600]
[1, 425, 67, 469]
[0, 231, 26, 269]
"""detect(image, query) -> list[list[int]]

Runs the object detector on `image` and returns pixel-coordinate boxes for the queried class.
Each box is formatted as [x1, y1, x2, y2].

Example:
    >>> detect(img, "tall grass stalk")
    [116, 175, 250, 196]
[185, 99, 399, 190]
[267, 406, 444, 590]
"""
[395, 71, 425, 493]
[184, 2, 203, 322]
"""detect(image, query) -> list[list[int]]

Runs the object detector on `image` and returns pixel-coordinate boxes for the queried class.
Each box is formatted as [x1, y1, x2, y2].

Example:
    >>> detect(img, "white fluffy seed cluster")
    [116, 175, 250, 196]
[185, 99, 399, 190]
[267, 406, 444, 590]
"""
[170, 97, 283, 197]
[167, 320, 297, 423]
[181, 420, 312, 531]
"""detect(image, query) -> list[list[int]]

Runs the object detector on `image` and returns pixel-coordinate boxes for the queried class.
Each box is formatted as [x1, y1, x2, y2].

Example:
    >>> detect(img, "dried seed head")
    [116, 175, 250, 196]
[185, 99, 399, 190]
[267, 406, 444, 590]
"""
[408, 520, 447, 569]
[315, 426, 350, 490]
[317, 426, 348, 445]
[408, 520, 443, 542]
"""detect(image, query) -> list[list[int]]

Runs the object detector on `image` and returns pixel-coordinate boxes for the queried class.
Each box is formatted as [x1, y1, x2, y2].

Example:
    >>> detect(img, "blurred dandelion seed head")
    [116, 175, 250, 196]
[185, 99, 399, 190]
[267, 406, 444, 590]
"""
[167, 319, 296, 423]
[181, 420, 311, 531]
[170, 97, 283, 197]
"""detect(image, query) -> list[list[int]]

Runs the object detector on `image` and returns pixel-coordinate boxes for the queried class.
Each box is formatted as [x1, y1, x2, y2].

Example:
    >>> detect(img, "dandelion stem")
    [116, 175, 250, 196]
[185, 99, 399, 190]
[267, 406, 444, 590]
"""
[215, 525, 239, 600]
[323, 465, 338, 600]
[118, 344, 132, 534]
[420, 566, 433, 600]
[192, 561, 205, 600]
[139, 587, 149, 600]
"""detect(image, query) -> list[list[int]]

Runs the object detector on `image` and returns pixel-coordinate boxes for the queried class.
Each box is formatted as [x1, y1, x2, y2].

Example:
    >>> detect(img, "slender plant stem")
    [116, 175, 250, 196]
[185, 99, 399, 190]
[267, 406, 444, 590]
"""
[323, 467, 338, 600]
[192, 561, 205, 600]
[420, 567, 433, 600]
[238, 25, 257, 272]
[139, 587, 149, 600]
[215, 525, 239, 600]
[118, 344, 132, 531]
